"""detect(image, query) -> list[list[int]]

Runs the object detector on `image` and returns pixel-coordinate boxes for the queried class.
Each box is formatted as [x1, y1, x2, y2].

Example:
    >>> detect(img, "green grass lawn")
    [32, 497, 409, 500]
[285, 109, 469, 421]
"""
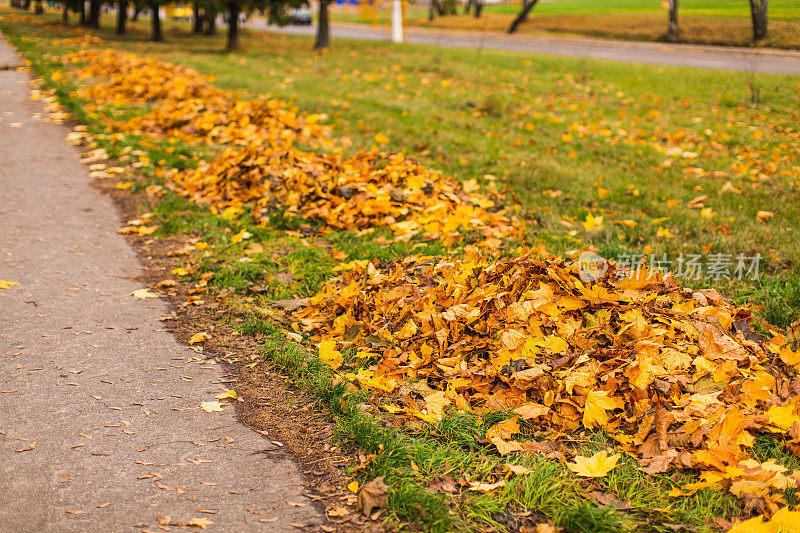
[3, 8, 800, 531]
[481, 0, 800, 20]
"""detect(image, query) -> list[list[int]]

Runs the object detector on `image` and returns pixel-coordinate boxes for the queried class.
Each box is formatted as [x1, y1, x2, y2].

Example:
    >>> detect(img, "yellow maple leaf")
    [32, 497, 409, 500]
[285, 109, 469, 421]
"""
[581, 213, 603, 232]
[171, 267, 190, 276]
[374, 133, 389, 144]
[199, 400, 227, 412]
[486, 417, 520, 441]
[347, 480, 359, 493]
[423, 391, 451, 421]
[318, 339, 343, 370]
[187, 517, 216, 529]
[231, 229, 250, 243]
[468, 479, 506, 493]
[583, 390, 619, 429]
[567, 450, 621, 478]
[504, 464, 532, 476]
[657, 226, 673, 238]
[756, 210, 774, 222]
[215, 389, 237, 401]
[766, 403, 798, 430]
[729, 507, 800, 533]
[131, 288, 158, 299]
[513, 404, 549, 420]
[189, 332, 209, 344]
[0, 280, 20, 289]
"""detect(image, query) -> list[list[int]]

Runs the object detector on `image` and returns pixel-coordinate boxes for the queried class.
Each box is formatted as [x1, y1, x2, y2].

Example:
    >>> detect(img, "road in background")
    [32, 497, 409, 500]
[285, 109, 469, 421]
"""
[248, 19, 800, 76]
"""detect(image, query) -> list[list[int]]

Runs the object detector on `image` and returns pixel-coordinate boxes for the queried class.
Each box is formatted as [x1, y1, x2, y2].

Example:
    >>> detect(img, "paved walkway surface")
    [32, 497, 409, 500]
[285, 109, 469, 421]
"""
[0, 33, 322, 532]
[250, 20, 800, 76]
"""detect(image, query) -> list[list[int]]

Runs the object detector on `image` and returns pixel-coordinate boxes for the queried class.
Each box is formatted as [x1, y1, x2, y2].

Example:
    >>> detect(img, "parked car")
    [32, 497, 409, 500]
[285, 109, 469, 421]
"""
[289, 7, 312, 25]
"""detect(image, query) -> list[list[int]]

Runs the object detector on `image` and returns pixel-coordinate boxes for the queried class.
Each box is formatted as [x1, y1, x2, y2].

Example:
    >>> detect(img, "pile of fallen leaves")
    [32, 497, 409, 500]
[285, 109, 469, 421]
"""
[172, 144, 524, 245]
[294, 250, 800, 513]
[58, 48, 521, 246]
[119, 95, 331, 148]
[61, 49, 214, 106]
[59, 48, 330, 148]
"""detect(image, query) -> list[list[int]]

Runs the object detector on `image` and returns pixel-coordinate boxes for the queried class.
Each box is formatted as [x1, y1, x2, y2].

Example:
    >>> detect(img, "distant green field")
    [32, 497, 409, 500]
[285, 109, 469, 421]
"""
[484, 0, 800, 20]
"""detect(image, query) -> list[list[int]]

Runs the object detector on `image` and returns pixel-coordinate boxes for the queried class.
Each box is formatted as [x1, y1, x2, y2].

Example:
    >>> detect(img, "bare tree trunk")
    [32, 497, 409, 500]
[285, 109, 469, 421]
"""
[116, 0, 127, 34]
[193, 4, 203, 33]
[474, 0, 483, 18]
[79, 0, 87, 24]
[34, 0, 43, 14]
[132, 4, 140, 21]
[204, 11, 216, 34]
[88, 0, 100, 28]
[314, 0, 330, 49]
[507, 0, 538, 33]
[667, 0, 678, 40]
[464, 0, 472, 14]
[150, 3, 162, 41]
[749, 0, 768, 41]
[63, 1, 69, 23]
[225, 1, 240, 50]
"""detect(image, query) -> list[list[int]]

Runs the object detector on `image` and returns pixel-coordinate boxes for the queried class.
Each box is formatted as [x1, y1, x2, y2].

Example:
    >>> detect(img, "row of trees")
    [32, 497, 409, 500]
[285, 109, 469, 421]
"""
[433, 0, 773, 43]
[12, 0, 331, 50]
[665, 0, 769, 42]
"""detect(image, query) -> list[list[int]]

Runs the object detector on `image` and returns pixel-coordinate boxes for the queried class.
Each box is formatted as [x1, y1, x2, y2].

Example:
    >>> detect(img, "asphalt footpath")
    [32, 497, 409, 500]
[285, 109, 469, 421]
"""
[0, 31, 323, 532]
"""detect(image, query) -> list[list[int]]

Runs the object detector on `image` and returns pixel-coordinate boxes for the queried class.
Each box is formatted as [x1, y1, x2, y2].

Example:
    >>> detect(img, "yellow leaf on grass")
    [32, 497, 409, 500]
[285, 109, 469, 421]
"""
[583, 390, 620, 429]
[171, 267, 190, 276]
[468, 479, 506, 493]
[486, 417, 520, 441]
[318, 339, 343, 370]
[568, 450, 621, 478]
[729, 507, 800, 533]
[374, 133, 389, 144]
[491, 437, 524, 456]
[215, 389, 237, 401]
[231, 229, 250, 244]
[116, 181, 133, 190]
[200, 401, 227, 413]
[423, 390, 451, 421]
[504, 464, 532, 476]
[756, 210, 774, 222]
[657, 226, 673, 238]
[0, 280, 20, 289]
[581, 213, 603, 232]
[189, 332, 209, 344]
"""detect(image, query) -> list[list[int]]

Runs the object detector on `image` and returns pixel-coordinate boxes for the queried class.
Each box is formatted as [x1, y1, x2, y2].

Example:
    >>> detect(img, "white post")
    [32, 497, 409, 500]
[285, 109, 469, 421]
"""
[391, 0, 403, 43]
